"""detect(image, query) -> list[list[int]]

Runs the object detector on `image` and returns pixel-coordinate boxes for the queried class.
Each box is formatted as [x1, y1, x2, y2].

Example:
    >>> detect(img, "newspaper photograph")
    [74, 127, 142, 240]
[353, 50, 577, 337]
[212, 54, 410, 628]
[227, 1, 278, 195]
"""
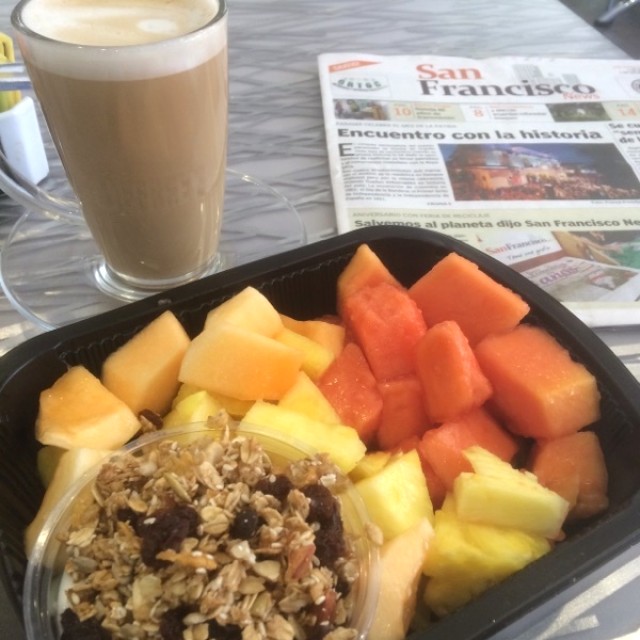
[318, 53, 640, 327]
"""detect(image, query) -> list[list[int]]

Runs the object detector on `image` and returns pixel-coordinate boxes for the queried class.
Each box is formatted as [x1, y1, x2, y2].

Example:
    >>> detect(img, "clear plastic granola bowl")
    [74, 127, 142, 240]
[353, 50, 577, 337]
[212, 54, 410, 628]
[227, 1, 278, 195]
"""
[23, 422, 380, 640]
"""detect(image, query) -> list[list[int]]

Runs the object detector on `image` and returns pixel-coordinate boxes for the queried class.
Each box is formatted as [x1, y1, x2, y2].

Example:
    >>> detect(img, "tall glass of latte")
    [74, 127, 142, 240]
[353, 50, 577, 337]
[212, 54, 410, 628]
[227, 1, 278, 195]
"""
[11, 0, 228, 297]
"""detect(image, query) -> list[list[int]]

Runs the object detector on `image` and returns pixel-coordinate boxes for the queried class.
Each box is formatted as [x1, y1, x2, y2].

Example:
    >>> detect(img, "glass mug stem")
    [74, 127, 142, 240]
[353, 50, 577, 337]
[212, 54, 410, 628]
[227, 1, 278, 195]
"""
[7, 0, 229, 300]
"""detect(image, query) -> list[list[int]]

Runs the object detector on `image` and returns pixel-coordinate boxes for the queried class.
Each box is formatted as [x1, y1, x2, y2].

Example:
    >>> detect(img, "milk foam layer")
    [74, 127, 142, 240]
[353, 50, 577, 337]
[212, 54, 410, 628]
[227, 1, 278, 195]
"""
[22, 0, 217, 45]
[15, 0, 225, 80]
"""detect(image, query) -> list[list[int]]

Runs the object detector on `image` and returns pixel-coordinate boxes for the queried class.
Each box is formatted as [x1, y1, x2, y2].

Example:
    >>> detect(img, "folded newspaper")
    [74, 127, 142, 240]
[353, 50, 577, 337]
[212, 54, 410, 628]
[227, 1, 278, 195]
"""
[318, 53, 640, 328]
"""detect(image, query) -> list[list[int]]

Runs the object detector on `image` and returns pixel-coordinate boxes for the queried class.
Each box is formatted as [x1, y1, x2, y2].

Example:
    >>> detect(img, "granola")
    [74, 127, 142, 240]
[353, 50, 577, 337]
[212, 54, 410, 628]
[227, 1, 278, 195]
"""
[58, 426, 365, 640]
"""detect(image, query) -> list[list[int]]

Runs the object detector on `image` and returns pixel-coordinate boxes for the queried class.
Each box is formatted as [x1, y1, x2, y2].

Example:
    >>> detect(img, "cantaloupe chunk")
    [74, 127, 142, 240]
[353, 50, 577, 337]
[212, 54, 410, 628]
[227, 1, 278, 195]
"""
[337, 243, 402, 313]
[369, 518, 433, 640]
[415, 321, 492, 423]
[530, 431, 609, 520]
[280, 315, 346, 358]
[342, 282, 427, 381]
[102, 310, 190, 416]
[377, 376, 430, 450]
[417, 407, 519, 491]
[36, 366, 140, 450]
[179, 322, 304, 401]
[474, 324, 601, 439]
[274, 327, 335, 380]
[355, 449, 434, 540]
[204, 286, 282, 336]
[409, 252, 529, 346]
[36, 445, 65, 487]
[317, 342, 383, 445]
[278, 371, 341, 424]
[241, 401, 366, 473]
[25, 447, 112, 557]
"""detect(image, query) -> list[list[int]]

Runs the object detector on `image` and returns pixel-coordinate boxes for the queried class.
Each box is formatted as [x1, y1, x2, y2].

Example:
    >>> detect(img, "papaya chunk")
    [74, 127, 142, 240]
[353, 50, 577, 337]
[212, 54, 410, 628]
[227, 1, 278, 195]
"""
[530, 431, 609, 520]
[342, 282, 427, 381]
[377, 376, 431, 450]
[418, 453, 448, 510]
[415, 320, 492, 423]
[408, 252, 529, 345]
[317, 342, 383, 445]
[417, 407, 519, 491]
[474, 324, 601, 439]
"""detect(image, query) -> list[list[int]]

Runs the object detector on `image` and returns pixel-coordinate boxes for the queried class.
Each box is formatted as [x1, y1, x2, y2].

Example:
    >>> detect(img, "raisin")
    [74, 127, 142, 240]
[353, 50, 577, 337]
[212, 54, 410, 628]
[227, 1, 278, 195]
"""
[138, 409, 163, 432]
[60, 608, 111, 640]
[254, 474, 293, 502]
[335, 575, 351, 597]
[116, 507, 140, 528]
[138, 504, 199, 568]
[208, 619, 242, 640]
[302, 484, 338, 524]
[314, 509, 345, 569]
[229, 505, 261, 539]
[159, 605, 192, 640]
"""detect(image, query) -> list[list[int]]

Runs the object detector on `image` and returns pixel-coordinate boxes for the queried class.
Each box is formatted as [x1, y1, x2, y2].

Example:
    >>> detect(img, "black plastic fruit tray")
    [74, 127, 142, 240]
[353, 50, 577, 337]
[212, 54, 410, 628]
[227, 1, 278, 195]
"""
[1, 226, 640, 639]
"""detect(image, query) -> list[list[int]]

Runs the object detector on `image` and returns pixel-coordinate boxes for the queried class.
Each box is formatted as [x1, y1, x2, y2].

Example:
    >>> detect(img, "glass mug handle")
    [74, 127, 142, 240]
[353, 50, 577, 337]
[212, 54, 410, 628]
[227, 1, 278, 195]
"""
[0, 62, 82, 221]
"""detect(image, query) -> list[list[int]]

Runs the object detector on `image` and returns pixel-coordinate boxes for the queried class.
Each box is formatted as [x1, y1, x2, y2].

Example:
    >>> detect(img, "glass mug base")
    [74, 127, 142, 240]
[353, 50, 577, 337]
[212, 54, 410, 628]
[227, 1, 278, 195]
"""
[91, 254, 225, 303]
[0, 169, 307, 330]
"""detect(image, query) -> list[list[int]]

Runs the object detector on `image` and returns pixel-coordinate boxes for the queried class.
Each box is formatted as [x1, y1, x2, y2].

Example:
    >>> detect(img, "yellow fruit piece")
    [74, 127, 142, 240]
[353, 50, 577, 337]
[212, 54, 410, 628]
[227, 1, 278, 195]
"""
[171, 383, 253, 418]
[349, 450, 393, 483]
[36, 445, 65, 487]
[423, 498, 551, 617]
[369, 518, 433, 640]
[454, 446, 570, 538]
[163, 390, 223, 428]
[179, 322, 304, 401]
[204, 286, 282, 336]
[25, 447, 111, 557]
[275, 327, 335, 381]
[172, 382, 200, 405]
[241, 401, 366, 473]
[356, 449, 434, 541]
[280, 315, 346, 358]
[36, 366, 140, 450]
[278, 371, 341, 424]
[102, 310, 190, 416]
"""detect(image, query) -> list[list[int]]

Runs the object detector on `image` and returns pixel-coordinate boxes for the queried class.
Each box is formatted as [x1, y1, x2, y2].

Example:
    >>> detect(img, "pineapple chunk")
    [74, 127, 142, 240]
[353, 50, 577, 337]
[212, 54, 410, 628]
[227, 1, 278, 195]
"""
[278, 371, 341, 424]
[163, 390, 223, 428]
[454, 446, 570, 538]
[355, 449, 434, 541]
[171, 383, 253, 419]
[349, 450, 393, 483]
[240, 401, 366, 473]
[423, 497, 551, 617]
[36, 366, 140, 450]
